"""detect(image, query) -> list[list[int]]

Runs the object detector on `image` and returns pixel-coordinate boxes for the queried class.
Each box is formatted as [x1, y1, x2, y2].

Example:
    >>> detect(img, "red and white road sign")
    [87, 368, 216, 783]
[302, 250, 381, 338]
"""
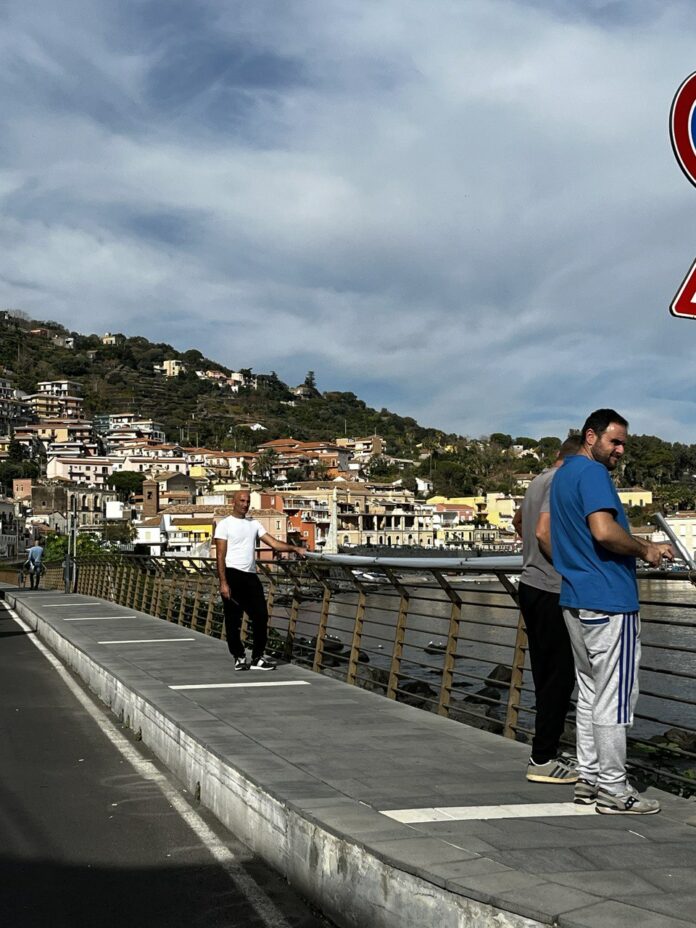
[670, 71, 696, 187]
[670, 257, 696, 319]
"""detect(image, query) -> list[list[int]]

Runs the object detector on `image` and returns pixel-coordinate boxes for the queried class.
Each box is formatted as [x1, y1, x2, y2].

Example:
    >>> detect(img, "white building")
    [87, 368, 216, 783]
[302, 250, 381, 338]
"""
[46, 455, 114, 487]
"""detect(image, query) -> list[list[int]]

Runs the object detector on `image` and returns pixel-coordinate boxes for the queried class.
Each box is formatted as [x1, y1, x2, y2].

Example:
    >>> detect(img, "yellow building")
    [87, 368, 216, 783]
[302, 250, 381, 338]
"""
[427, 494, 522, 529]
[617, 488, 653, 508]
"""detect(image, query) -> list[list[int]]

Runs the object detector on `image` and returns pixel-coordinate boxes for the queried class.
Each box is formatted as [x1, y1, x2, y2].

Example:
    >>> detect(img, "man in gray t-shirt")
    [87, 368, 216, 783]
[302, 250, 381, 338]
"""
[513, 435, 581, 784]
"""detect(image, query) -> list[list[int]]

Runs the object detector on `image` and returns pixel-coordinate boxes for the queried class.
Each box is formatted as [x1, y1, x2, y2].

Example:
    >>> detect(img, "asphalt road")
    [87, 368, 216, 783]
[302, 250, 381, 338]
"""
[0, 601, 331, 928]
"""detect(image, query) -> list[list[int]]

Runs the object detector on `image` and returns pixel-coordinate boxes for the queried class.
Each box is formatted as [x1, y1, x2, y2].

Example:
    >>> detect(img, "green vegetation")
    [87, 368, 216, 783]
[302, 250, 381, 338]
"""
[3, 312, 696, 502]
[107, 471, 146, 501]
[0, 439, 39, 494]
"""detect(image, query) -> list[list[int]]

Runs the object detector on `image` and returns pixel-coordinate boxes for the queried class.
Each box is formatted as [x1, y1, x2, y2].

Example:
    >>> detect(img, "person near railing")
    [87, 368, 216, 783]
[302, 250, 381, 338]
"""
[214, 490, 306, 671]
[548, 409, 673, 815]
[513, 434, 582, 785]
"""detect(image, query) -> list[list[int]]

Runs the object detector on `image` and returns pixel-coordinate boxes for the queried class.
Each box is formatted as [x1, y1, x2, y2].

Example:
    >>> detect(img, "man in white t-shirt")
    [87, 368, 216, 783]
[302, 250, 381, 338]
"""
[214, 490, 305, 671]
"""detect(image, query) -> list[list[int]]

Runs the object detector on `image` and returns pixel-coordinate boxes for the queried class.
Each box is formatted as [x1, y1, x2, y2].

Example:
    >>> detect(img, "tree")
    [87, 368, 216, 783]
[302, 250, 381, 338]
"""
[108, 471, 146, 501]
[489, 433, 512, 449]
[44, 533, 107, 562]
[304, 370, 317, 390]
[7, 439, 27, 463]
[514, 436, 538, 450]
[255, 450, 277, 486]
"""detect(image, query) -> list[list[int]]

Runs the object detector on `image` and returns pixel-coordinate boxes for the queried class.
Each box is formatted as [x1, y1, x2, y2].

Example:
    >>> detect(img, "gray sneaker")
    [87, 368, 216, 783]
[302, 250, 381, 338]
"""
[596, 785, 660, 815]
[574, 778, 598, 805]
[526, 756, 578, 784]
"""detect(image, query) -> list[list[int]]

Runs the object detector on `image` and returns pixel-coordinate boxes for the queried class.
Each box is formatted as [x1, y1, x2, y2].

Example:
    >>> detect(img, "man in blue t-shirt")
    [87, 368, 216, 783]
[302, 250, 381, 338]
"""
[549, 409, 673, 815]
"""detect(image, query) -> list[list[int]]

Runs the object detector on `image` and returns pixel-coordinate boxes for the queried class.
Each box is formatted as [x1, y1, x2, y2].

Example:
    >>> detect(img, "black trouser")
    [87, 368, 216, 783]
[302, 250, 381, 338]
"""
[221, 568, 269, 660]
[518, 581, 576, 764]
[29, 567, 41, 590]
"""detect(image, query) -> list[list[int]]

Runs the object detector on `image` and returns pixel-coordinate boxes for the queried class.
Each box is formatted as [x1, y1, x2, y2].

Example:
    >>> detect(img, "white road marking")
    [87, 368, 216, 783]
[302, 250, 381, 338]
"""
[99, 638, 196, 644]
[382, 802, 596, 823]
[63, 615, 136, 621]
[6, 604, 294, 928]
[43, 602, 104, 606]
[170, 681, 311, 691]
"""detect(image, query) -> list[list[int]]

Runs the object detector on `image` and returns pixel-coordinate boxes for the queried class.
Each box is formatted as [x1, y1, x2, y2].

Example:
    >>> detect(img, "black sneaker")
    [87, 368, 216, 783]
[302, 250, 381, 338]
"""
[234, 656, 249, 671]
[250, 656, 277, 671]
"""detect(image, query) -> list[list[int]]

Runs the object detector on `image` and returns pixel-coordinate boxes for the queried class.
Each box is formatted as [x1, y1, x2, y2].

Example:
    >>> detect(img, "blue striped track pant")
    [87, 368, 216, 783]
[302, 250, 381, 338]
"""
[563, 609, 640, 792]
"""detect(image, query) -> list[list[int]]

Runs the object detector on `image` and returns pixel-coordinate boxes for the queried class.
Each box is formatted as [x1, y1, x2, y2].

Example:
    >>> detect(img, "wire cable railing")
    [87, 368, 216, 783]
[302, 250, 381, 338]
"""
[2, 552, 695, 795]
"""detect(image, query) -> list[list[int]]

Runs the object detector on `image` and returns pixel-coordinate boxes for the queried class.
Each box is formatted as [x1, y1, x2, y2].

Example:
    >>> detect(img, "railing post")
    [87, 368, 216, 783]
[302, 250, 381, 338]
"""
[346, 569, 367, 685]
[433, 572, 463, 717]
[384, 568, 410, 700]
[176, 566, 188, 626]
[495, 571, 526, 740]
[152, 559, 166, 617]
[204, 576, 218, 637]
[138, 559, 150, 612]
[312, 571, 333, 673]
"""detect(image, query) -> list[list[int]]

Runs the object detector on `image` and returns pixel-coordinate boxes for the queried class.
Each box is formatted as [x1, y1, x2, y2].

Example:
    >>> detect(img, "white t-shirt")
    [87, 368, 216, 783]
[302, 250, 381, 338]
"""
[214, 516, 266, 573]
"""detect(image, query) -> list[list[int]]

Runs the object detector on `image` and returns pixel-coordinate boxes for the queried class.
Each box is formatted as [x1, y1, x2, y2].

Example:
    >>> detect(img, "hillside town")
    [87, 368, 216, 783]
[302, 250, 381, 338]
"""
[1, 359, 679, 563]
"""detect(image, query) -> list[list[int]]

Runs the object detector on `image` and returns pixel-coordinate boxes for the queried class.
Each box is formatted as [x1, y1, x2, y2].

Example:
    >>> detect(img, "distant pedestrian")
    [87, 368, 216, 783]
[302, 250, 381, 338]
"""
[513, 434, 582, 784]
[550, 409, 673, 814]
[24, 541, 44, 590]
[214, 491, 306, 671]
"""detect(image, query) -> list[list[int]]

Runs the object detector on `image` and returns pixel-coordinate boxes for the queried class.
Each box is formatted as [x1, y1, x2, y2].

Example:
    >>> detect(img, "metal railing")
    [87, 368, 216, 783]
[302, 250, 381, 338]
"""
[2, 553, 695, 796]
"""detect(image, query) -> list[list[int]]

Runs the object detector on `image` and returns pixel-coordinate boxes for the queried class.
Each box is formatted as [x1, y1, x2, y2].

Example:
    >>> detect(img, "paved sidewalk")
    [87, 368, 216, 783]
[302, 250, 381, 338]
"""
[4, 586, 696, 928]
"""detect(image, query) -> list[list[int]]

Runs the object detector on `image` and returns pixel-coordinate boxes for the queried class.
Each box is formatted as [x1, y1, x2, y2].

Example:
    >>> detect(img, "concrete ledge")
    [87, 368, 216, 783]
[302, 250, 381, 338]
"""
[5, 590, 542, 928]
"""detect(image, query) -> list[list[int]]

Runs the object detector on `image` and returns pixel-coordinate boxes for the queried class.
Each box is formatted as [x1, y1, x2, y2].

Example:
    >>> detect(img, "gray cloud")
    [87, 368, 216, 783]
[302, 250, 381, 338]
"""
[1, 0, 696, 440]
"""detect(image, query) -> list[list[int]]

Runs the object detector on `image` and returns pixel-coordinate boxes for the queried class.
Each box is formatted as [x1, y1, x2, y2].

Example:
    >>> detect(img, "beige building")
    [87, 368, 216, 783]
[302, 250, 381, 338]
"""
[154, 359, 186, 377]
[618, 488, 653, 509]
[28, 392, 84, 419]
[652, 512, 696, 561]
[265, 482, 435, 548]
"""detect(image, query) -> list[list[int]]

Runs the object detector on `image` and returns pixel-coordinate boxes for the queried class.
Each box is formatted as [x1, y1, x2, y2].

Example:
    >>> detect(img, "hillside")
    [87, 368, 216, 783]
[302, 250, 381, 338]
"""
[0, 313, 449, 455]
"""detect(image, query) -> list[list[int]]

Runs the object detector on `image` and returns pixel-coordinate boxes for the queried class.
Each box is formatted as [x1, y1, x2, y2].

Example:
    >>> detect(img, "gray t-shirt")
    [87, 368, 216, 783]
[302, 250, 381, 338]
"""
[518, 468, 561, 594]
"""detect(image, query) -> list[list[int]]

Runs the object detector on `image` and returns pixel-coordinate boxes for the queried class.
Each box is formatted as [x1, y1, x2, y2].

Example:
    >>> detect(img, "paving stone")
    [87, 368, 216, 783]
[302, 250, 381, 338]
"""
[369, 836, 482, 886]
[437, 856, 513, 883]
[540, 868, 663, 896]
[576, 842, 696, 870]
[623, 893, 696, 922]
[497, 882, 603, 922]
[494, 847, 594, 873]
[635, 867, 696, 893]
[559, 899, 694, 928]
[447, 870, 547, 905]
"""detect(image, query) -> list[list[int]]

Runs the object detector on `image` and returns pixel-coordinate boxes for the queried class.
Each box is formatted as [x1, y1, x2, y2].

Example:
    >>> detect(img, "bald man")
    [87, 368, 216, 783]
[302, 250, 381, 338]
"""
[214, 490, 305, 671]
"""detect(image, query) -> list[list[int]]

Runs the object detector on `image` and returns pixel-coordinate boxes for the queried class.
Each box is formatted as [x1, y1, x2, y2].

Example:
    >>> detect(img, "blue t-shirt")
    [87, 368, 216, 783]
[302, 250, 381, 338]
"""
[550, 455, 638, 613]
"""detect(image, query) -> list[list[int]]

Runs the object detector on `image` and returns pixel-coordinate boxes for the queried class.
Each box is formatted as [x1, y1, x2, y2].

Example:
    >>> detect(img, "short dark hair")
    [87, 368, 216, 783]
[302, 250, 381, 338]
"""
[558, 434, 583, 459]
[581, 408, 628, 442]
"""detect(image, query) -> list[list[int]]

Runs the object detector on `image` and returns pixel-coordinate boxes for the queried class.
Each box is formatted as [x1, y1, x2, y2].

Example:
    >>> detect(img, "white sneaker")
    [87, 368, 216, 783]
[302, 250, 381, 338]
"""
[596, 785, 660, 815]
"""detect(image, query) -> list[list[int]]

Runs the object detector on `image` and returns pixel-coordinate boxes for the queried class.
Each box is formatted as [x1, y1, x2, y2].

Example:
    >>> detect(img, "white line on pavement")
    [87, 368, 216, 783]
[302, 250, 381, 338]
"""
[63, 616, 136, 621]
[6, 604, 295, 928]
[170, 681, 311, 690]
[43, 602, 104, 606]
[381, 802, 596, 823]
[99, 638, 196, 644]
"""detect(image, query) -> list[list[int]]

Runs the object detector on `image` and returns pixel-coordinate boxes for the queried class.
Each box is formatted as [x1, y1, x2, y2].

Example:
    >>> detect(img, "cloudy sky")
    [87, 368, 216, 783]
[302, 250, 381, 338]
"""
[2, 0, 696, 441]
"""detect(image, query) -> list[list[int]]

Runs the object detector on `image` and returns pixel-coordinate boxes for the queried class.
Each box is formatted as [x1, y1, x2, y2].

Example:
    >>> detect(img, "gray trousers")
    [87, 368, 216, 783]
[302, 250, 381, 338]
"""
[563, 609, 641, 793]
